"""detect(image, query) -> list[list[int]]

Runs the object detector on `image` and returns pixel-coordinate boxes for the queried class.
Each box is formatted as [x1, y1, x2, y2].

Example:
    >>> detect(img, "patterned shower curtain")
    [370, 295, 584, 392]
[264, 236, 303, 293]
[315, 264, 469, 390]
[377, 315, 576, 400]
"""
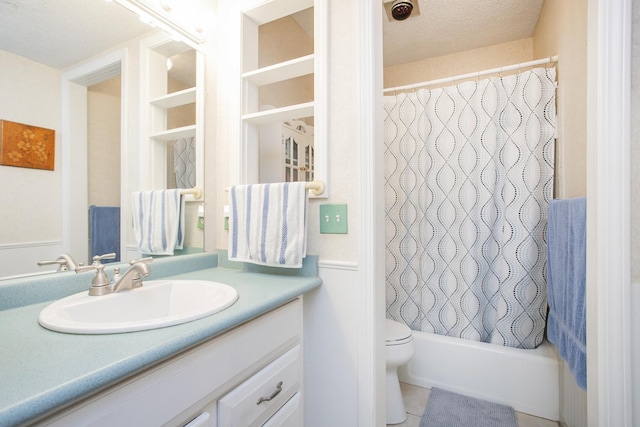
[384, 68, 556, 349]
[174, 137, 196, 188]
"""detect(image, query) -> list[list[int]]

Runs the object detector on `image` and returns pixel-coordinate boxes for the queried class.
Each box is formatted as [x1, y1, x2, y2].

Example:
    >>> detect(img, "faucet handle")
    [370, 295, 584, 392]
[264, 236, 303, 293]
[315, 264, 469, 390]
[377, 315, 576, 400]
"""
[37, 254, 81, 272]
[37, 258, 69, 272]
[75, 256, 111, 288]
[130, 256, 153, 266]
[92, 253, 116, 264]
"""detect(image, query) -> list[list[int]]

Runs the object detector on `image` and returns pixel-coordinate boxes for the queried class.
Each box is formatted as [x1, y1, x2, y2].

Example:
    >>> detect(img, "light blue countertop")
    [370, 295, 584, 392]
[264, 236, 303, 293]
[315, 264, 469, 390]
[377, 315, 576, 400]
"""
[0, 252, 322, 427]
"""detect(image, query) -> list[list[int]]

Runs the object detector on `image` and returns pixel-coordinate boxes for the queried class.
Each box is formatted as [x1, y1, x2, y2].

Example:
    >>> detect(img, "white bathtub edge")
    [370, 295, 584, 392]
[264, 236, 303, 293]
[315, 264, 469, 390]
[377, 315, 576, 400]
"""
[397, 332, 559, 421]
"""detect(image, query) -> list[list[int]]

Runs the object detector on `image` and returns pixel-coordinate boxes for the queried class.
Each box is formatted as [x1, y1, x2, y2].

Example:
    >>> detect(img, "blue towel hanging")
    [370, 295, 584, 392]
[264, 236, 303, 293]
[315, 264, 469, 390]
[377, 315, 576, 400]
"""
[89, 206, 120, 262]
[546, 197, 587, 390]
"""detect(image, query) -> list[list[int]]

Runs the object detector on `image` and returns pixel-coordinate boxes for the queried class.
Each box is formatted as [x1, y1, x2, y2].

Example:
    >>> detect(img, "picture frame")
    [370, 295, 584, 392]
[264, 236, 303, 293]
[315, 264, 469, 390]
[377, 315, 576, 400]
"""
[0, 120, 55, 171]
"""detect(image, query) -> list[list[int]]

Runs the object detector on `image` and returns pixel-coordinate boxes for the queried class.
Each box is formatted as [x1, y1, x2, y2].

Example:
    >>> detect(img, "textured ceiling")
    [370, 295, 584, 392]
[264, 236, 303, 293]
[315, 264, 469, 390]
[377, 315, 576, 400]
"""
[0, 0, 152, 69]
[383, 0, 545, 67]
[0, 0, 545, 71]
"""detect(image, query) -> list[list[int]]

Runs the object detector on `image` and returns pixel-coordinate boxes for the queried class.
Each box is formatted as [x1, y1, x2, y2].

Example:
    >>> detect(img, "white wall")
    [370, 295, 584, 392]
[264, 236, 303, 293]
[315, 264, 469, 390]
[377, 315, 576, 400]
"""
[631, 0, 640, 425]
[303, 264, 360, 426]
[0, 50, 63, 276]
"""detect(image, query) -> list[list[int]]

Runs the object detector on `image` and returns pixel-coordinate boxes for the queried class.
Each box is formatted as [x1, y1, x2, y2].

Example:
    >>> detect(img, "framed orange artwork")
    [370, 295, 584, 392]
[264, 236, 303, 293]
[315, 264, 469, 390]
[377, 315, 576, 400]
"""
[0, 120, 55, 171]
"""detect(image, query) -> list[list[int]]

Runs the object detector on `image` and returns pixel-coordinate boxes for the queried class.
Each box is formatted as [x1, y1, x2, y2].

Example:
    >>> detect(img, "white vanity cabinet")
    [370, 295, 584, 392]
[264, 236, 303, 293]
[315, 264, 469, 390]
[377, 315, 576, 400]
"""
[38, 298, 303, 427]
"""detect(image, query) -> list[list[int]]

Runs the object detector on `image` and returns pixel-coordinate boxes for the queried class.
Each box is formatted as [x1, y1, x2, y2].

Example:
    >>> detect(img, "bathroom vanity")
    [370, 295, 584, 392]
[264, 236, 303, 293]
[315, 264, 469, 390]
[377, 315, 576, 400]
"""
[0, 252, 321, 426]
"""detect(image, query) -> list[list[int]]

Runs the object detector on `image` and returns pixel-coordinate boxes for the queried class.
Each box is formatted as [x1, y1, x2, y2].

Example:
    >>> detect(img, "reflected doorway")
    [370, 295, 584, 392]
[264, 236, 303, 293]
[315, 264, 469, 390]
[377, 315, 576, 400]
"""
[62, 50, 127, 267]
[87, 76, 122, 263]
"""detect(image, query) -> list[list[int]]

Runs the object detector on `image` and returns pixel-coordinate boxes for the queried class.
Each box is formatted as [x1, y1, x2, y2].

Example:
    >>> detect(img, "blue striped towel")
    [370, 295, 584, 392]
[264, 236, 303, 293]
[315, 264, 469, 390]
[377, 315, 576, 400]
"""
[131, 190, 185, 255]
[229, 182, 308, 268]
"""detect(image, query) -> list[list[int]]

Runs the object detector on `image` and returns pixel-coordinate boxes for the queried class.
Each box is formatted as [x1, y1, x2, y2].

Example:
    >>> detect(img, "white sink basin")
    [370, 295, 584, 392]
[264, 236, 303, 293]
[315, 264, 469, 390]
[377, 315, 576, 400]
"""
[38, 280, 239, 334]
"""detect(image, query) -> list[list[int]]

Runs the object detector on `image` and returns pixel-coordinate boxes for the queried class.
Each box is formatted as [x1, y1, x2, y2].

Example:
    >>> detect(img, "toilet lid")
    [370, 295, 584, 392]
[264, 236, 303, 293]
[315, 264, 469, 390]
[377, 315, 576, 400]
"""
[386, 319, 412, 343]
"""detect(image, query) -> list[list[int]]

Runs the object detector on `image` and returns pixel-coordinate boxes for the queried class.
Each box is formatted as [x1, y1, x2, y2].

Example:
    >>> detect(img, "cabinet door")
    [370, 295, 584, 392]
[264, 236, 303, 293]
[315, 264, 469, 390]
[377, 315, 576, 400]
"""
[183, 412, 211, 427]
[283, 124, 314, 183]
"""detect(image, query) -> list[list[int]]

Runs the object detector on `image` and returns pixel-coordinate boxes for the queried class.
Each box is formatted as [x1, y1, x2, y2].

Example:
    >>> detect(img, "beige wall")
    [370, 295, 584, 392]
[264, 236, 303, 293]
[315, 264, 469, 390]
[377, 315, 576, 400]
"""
[534, 0, 588, 199]
[0, 50, 61, 245]
[384, 37, 534, 89]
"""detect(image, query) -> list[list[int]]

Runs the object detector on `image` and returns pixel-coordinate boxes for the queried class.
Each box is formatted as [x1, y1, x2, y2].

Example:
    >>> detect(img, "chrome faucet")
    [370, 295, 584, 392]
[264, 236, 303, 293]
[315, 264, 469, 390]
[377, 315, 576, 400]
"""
[111, 258, 152, 293]
[37, 254, 82, 272]
[75, 254, 153, 296]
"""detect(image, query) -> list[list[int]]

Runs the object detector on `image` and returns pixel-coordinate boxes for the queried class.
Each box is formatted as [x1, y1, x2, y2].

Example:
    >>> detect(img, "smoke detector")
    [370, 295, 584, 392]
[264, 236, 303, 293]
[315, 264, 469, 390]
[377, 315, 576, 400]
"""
[384, 0, 420, 21]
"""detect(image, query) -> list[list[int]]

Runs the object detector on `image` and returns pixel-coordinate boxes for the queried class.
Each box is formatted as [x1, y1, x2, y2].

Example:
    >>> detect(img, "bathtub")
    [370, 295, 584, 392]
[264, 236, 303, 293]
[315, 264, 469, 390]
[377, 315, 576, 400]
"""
[398, 330, 559, 421]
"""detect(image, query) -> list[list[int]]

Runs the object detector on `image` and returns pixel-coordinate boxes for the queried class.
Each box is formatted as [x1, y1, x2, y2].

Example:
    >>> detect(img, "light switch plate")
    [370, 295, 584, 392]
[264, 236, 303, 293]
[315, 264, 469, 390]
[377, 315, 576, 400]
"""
[319, 204, 348, 234]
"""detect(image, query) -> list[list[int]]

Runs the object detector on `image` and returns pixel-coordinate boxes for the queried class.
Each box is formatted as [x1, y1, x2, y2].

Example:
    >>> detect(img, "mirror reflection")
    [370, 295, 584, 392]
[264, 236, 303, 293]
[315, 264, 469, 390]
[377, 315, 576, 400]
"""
[0, 0, 203, 279]
[166, 50, 197, 190]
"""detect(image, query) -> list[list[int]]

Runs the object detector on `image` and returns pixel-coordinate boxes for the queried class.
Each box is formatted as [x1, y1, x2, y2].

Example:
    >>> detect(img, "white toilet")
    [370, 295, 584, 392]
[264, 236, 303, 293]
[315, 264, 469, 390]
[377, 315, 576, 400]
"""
[386, 318, 415, 425]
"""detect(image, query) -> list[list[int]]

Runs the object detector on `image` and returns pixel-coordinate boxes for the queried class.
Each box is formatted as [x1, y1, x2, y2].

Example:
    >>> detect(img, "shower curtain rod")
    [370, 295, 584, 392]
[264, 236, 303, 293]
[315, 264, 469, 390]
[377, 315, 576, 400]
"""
[383, 55, 559, 94]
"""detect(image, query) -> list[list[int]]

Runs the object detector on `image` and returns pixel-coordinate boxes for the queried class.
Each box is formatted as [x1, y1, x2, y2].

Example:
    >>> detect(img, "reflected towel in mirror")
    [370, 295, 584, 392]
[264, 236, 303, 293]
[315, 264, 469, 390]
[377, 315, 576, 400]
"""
[131, 190, 184, 256]
[89, 206, 120, 262]
[228, 182, 308, 268]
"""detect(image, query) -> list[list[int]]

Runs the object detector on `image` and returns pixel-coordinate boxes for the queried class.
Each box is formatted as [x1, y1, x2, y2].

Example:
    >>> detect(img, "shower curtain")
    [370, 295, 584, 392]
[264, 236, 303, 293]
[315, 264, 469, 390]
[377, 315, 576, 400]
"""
[173, 137, 196, 189]
[384, 67, 556, 349]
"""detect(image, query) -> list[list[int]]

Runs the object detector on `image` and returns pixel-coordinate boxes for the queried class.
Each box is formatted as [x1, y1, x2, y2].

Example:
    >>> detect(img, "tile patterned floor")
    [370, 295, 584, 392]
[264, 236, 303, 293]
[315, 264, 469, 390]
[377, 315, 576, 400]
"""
[387, 382, 560, 427]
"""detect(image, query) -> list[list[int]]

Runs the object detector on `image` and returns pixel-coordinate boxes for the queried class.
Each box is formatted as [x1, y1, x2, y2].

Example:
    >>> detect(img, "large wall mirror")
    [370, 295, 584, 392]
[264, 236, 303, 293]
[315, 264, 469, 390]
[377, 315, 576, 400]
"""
[0, 0, 206, 279]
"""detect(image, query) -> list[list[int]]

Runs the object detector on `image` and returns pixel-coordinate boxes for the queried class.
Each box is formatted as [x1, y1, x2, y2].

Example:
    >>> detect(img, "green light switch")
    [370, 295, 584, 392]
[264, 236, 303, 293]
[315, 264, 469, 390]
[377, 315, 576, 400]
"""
[319, 204, 348, 234]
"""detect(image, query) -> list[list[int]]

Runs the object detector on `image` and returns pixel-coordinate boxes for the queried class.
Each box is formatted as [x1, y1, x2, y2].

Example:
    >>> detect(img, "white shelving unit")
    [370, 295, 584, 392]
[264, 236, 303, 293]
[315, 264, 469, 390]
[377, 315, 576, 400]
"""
[150, 87, 197, 109]
[242, 54, 314, 86]
[240, 0, 323, 189]
[150, 125, 197, 140]
[242, 102, 314, 125]
[140, 33, 204, 197]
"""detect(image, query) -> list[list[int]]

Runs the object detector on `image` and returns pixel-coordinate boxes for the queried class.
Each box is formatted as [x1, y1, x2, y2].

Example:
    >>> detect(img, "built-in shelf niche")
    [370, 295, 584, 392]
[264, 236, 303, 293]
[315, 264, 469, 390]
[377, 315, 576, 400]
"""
[242, 54, 314, 88]
[239, 0, 326, 195]
[141, 33, 204, 197]
[150, 87, 197, 109]
[242, 102, 314, 125]
[150, 125, 197, 140]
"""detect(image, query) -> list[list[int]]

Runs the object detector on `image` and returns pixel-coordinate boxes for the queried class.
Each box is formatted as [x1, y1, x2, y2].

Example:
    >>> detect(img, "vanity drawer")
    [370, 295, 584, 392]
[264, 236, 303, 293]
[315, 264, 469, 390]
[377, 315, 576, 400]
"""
[262, 392, 302, 427]
[218, 345, 301, 427]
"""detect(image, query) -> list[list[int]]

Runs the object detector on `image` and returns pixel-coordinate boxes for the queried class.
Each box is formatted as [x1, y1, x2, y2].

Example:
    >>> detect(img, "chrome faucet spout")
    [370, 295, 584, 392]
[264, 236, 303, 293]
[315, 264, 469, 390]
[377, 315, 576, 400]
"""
[112, 259, 152, 293]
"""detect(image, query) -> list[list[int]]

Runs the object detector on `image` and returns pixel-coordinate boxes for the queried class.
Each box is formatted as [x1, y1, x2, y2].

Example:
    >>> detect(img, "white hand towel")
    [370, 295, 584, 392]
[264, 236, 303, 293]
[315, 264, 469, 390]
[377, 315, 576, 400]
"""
[131, 190, 185, 255]
[229, 182, 308, 268]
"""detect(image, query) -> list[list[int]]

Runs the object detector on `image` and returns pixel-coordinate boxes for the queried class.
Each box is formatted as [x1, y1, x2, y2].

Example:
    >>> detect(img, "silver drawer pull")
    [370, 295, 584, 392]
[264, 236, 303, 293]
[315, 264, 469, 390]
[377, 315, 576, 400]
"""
[257, 381, 283, 405]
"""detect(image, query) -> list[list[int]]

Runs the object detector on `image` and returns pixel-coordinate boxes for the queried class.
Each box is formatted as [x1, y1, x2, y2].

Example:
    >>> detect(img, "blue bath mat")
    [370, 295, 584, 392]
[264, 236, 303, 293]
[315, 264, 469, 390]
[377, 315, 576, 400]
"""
[420, 388, 517, 427]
